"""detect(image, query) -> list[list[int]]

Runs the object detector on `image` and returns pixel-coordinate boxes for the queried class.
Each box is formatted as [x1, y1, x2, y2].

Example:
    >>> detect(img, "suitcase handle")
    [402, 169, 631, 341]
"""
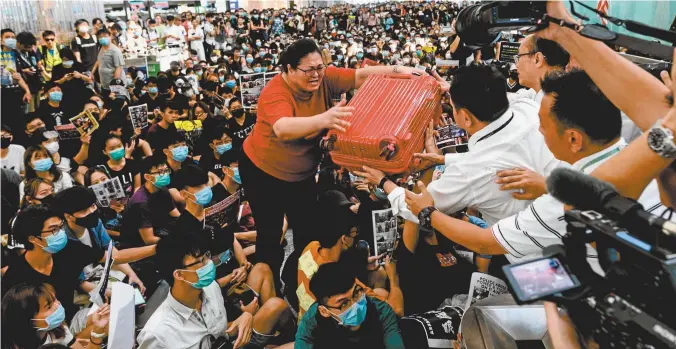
[383, 72, 424, 80]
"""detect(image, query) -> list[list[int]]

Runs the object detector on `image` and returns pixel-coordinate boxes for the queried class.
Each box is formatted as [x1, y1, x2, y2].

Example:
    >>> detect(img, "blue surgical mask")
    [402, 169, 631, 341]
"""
[148, 87, 158, 94]
[261, 67, 267, 72]
[33, 302, 66, 331]
[332, 294, 367, 327]
[356, 52, 363, 59]
[127, 77, 134, 85]
[374, 187, 388, 201]
[32, 158, 53, 172]
[337, 54, 344, 60]
[99, 37, 110, 46]
[62, 60, 74, 68]
[48, 91, 63, 102]
[183, 260, 216, 289]
[230, 167, 241, 184]
[109, 147, 125, 161]
[37, 229, 68, 254]
[225, 80, 236, 89]
[253, 67, 262, 73]
[193, 186, 213, 206]
[246, 57, 254, 64]
[153, 173, 171, 188]
[171, 145, 189, 162]
[219, 76, 225, 83]
[216, 142, 232, 154]
[3, 38, 17, 49]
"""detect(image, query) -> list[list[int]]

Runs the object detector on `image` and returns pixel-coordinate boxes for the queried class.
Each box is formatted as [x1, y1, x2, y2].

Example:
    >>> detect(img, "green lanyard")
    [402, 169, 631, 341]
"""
[580, 147, 621, 173]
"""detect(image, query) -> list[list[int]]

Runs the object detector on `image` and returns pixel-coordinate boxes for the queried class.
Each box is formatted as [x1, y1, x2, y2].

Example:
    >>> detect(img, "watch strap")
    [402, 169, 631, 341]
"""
[378, 176, 390, 190]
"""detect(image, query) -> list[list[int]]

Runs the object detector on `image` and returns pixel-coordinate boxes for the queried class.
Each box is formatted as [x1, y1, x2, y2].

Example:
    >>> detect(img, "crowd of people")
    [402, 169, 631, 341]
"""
[1, 1, 675, 348]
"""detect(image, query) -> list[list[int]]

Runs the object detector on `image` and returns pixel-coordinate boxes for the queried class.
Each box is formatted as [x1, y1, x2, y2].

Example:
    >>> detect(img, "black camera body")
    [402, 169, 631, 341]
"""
[456, 1, 546, 48]
[505, 209, 676, 349]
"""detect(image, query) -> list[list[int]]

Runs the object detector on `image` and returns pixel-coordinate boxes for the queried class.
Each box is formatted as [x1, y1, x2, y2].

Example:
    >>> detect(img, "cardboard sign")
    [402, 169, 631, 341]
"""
[69, 110, 99, 136]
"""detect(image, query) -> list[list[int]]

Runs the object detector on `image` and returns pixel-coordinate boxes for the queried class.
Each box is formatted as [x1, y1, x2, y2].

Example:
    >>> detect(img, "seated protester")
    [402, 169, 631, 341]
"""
[101, 134, 142, 197]
[83, 167, 124, 237]
[21, 177, 55, 208]
[198, 126, 233, 180]
[50, 47, 94, 117]
[2, 205, 111, 320]
[175, 165, 281, 306]
[137, 231, 290, 349]
[120, 156, 179, 247]
[55, 186, 156, 295]
[1, 283, 111, 348]
[157, 76, 189, 116]
[296, 262, 405, 349]
[165, 60, 185, 85]
[161, 134, 193, 205]
[137, 77, 166, 120]
[395, 220, 476, 315]
[226, 98, 256, 153]
[18, 113, 48, 148]
[296, 197, 403, 319]
[37, 82, 67, 129]
[1, 124, 26, 176]
[402, 70, 674, 274]
[20, 145, 74, 198]
[191, 102, 226, 157]
[36, 130, 89, 177]
[146, 100, 181, 154]
[107, 78, 132, 117]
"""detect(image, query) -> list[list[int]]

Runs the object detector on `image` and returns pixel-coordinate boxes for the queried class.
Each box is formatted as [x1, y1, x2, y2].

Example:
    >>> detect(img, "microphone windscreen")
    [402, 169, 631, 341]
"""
[546, 168, 617, 210]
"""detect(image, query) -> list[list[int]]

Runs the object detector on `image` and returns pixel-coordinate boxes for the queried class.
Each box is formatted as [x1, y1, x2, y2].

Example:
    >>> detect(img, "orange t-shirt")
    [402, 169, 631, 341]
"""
[296, 241, 385, 320]
[243, 67, 356, 182]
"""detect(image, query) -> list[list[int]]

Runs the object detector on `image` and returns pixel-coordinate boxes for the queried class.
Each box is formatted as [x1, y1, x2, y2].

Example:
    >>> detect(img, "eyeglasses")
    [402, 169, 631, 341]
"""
[513, 52, 537, 64]
[42, 220, 65, 235]
[325, 284, 365, 313]
[150, 168, 171, 176]
[184, 251, 212, 268]
[296, 65, 326, 77]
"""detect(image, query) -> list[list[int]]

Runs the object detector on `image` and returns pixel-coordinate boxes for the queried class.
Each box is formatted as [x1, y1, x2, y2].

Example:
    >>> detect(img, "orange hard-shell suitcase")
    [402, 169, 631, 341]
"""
[327, 74, 442, 174]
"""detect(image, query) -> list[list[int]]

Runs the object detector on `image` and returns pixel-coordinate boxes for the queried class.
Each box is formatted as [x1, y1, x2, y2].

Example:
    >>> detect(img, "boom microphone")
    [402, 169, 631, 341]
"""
[547, 168, 676, 237]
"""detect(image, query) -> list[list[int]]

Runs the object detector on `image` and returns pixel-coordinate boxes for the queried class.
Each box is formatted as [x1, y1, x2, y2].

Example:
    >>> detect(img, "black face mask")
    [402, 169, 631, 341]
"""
[509, 71, 519, 80]
[231, 108, 245, 118]
[38, 194, 55, 206]
[31, 127, 47, 137]
[75, 210, 100, 229]
[0, 137, 11, 149]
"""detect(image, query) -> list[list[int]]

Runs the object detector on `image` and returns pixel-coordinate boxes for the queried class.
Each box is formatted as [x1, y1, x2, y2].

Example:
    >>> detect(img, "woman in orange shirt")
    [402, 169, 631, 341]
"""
[240, 38, 425, 288]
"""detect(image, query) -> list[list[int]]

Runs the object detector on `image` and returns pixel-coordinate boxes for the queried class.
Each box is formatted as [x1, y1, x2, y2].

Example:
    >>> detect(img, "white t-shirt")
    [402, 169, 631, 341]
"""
[164, 25, 186, 45]
[0, 144, 25, 175]
[188, 27, 204, 50]
[203, 22, 216, 45]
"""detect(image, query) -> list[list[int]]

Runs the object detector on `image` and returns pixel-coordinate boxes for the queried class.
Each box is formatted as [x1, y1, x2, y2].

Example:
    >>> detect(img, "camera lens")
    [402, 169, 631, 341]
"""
[455, 4, 501, 49]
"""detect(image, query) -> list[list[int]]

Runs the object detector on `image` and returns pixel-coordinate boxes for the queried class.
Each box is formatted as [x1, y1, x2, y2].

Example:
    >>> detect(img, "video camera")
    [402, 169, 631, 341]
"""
[502, 168, 676, 348]
[456, 1, 676, 60]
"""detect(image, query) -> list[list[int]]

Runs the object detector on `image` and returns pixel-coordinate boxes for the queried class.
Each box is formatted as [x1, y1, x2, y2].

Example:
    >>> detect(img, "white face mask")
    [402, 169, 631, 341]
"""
[45, 141, 60, 155]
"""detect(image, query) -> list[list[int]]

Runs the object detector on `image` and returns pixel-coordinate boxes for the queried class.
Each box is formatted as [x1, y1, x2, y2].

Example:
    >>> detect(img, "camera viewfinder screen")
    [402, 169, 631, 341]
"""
[509, 257, 576, 300]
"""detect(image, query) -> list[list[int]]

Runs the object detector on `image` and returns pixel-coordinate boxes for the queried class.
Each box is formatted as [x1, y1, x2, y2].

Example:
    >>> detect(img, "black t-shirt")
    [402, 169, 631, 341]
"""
[120, 186, 177, 247]
[37, 102, 66, 129]
[2, 241, 104, 319]
[165, 71, 186, 85]
[164, 92, 189, 114]
[137, 93, 166, 116]
[175, 210, 235, 270]
[146, 123, 179, 153]
[104, 158, 141, 199]
[395, 233, 476, 315]
[70, 35, 98, 70]
[166, 158, 196, 191]
[199, 151, 225, 179]
[226, 114, 256, 153]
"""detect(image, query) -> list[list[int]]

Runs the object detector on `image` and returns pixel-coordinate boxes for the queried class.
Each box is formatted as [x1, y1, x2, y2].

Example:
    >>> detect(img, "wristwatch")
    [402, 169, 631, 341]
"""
[378, 176, 390, 190]
[418, 206, 438, 230]
[647, 119, 676, 158]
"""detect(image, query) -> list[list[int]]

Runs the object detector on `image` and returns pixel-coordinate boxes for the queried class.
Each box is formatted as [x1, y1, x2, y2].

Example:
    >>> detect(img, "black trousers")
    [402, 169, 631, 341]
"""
[239, 149, 319, 289]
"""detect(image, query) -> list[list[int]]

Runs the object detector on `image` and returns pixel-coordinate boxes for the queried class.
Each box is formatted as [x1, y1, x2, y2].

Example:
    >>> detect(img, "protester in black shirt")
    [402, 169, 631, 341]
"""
[3, 205, 105, 319]
[165, 60, 185, 85]
[226, 98, 255, 153]
[158, 76, 189, 116]
[146, 100, 180, 153]
[70, 19, 98, 71]
[137, 77, 165, 120]
[51, 48, 94, 116]
[37, 82, 66, 129]
[102, 134, 141, 197]
[16, 32, 42, 112]
[199, 125, 232, 180]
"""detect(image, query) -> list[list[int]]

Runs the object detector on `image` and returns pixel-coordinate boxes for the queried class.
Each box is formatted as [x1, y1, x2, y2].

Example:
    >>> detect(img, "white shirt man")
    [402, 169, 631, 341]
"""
[137, 282, 227, 349]
[164, 24, 186, 46]
[388, 98, 560, 225]
[492, 139, 671, 264]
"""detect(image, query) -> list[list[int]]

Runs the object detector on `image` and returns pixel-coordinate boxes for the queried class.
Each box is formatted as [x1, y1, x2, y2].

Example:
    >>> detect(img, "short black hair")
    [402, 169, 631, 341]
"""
[41, 30, 55, 38]
[532, 37, 570, 69]
[96, 28, 110, 37]
[55, 186, 97, 216]
[166, 15, 174, 22]
[59, 47, 75, 61]
[146, 76, 158, 86]
[73, 19, 89, 28]
[228, 97, 242, 109]
[162, 100, 181, 113]
[2, 124, 12, 134]
[1, 28, 15, 37]
[309, 262, 356, 305]
[163, 133, 185, 150]
[12, 205, 60, 250]
[148, 19, 156, 25]
[156, 230, 209, 286]
[449, 64, 509, 123]
[140, 154, 168, 176]
[16, 32, 36, 46]
[220, 150, 238, 167]
[278, 38, 322, 73]
[178, 164, 209, 188]
[316, 196, 357, 248]
[541, 69, 621, 145]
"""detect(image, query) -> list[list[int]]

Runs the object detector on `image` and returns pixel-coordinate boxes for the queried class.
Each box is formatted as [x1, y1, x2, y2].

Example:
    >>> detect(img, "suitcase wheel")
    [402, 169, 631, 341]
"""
[320, 134, 337, 152]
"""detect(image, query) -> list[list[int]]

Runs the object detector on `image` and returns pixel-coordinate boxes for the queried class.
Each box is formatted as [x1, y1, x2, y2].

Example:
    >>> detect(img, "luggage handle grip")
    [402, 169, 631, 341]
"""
[384, 72, 424, 80]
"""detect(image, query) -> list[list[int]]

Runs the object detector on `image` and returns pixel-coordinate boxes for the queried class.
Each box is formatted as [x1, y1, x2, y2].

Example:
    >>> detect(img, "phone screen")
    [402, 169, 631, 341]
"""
[504, 257, 580, 302]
